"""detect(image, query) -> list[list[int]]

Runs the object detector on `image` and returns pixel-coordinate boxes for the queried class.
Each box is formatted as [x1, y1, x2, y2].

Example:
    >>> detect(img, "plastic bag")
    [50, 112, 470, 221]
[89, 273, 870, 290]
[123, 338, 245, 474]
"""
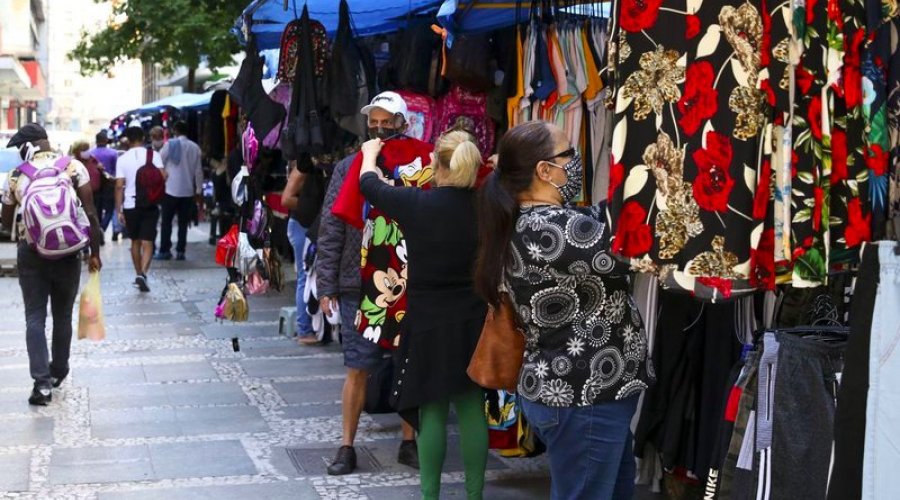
[78, 271, 105, 341]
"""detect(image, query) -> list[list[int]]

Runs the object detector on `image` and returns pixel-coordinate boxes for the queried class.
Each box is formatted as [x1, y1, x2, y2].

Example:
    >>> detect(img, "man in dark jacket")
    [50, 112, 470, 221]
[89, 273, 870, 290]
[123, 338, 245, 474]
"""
[317, 154, 417, 475]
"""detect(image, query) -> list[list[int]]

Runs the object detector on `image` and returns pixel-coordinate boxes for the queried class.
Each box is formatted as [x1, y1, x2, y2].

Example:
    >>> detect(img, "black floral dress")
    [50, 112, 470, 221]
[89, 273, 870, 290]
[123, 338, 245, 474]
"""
[607, 0, 771, 301]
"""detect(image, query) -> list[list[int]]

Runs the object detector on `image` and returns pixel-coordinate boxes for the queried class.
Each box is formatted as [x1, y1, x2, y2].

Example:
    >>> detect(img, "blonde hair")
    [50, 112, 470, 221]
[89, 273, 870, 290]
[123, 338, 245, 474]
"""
[433, 130, 481, 188]
[150, 126, 165, 141]
[69, 140, 90, 158]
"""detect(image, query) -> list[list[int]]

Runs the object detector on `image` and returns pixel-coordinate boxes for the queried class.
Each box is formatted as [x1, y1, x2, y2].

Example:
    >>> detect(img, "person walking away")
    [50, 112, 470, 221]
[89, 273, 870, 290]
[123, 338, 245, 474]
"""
[70, 142, 103, 248]
[116, 126, 167, 292]
[149, 126, 165, 152]
[359, 131, 489, 499]
[474, 121, 653, 500]
[282, 159, 319, 344]
[88, 130, 122, 241]
[317, 93, 420, 475]
[156, 121, 203, 261]
[1, 123, 103, 405]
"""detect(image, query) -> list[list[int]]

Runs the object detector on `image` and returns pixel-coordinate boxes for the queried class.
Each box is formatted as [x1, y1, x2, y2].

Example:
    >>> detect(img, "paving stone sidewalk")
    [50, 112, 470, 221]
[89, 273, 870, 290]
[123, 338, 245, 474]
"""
[0, 225, 555, 500]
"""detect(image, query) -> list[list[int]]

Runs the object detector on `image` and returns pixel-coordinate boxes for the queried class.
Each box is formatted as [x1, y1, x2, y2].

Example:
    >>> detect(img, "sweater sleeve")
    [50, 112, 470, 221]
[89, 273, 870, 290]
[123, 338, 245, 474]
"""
[331, 153, 365, 229]
[358, 172, 422, 228]
[317, 157, 352, 297]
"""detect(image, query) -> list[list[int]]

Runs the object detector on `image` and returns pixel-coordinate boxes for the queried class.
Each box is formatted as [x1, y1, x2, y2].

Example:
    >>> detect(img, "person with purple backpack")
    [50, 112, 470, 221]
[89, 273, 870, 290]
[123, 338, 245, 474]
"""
[0, 123, 103, 406]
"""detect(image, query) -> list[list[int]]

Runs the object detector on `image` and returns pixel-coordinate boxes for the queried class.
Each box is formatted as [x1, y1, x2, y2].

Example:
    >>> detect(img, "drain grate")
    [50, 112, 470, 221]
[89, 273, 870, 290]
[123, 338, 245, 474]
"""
[285, 446, 384, 475]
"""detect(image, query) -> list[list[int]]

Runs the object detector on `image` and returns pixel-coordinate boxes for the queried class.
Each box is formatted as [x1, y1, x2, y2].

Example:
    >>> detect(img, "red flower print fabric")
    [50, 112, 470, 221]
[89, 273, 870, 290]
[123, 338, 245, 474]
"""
[678, 63, 719, 136]
[608, 0, 768, 301]
[692, 132, 736, 212]
[619, 0, 664, 33]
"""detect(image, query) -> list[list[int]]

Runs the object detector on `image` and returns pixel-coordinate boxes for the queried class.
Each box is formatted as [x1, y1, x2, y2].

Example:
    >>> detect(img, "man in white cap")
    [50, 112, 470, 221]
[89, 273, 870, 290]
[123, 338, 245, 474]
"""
[360, 90, 409, 140]
[317, 91, 432, 475]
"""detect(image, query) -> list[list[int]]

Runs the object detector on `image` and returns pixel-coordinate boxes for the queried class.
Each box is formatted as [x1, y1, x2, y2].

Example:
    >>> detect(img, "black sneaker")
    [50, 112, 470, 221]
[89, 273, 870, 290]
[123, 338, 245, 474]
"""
[326, 445, 357, 476]
[50, 370, 68, 388]
[176, 252, 186, 261]
[28, 386, 52, 406]
[398, 440, 419, 469]
[154, 252, 173, 261]
[112, 232, 120, 242]
[136, 275, 150, 292]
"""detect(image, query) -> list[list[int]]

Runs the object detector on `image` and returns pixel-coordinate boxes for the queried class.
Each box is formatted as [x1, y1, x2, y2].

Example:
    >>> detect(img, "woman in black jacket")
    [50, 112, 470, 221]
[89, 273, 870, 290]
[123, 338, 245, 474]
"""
[358, 131, 488, 500]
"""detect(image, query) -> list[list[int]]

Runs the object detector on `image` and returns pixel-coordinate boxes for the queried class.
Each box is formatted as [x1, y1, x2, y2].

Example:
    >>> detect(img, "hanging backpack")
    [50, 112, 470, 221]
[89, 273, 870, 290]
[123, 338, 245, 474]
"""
[395, 90, 436, 142]
[434, 85, 497, 154]
[18, 156, 91, 259]
[135, 149, 165, 208]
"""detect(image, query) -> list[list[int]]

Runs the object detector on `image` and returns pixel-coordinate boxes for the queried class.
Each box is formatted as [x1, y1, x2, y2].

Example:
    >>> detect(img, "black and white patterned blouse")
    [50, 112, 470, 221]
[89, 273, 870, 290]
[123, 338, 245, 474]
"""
[506, 204, 653, 407]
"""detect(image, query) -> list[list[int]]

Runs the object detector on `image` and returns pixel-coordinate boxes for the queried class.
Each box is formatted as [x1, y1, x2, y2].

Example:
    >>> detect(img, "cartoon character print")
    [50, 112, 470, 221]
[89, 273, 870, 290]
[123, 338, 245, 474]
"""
[356, 149, 432, 349]
[396, 157, 433, 187]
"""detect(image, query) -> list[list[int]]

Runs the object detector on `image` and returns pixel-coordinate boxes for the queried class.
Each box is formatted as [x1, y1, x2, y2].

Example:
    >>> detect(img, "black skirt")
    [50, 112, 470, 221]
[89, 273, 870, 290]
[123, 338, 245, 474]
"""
[390, 312, 486, 430]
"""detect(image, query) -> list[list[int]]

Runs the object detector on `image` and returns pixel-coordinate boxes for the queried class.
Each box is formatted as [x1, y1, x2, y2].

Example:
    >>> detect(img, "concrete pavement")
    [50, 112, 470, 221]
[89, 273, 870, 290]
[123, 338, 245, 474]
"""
[0, 224, 555, 499]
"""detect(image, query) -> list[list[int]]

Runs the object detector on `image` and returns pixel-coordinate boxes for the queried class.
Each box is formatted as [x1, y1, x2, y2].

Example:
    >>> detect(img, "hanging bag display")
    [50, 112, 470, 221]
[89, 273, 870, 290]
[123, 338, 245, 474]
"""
[467, 292, 525, 392]
[221, 282, 249, 322]
[443, 33, 494, 92]
[215, 224, 240, 268]
[395, 90, 436, 142]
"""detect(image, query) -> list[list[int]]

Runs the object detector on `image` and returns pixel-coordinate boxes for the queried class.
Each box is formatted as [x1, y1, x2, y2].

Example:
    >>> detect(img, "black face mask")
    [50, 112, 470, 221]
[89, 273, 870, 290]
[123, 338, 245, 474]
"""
[368, 127, 397, 140]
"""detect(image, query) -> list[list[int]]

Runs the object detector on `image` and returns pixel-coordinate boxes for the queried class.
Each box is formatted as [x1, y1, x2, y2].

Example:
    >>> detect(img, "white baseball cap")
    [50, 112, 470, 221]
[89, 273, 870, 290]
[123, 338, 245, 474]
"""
[360, 91, 409, 123]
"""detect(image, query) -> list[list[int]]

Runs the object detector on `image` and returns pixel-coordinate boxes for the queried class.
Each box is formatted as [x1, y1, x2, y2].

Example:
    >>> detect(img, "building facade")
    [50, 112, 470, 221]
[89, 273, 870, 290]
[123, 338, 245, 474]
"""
[0, 0, 48, 131]
[44, 0, 141, 135]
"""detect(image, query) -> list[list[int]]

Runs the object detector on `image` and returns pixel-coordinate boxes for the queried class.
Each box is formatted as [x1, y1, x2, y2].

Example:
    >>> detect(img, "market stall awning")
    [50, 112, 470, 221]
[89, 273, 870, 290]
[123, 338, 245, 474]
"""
[241, 0, 443, 50]
[437, 0, 611, 34]
[138, 92, 214, 112]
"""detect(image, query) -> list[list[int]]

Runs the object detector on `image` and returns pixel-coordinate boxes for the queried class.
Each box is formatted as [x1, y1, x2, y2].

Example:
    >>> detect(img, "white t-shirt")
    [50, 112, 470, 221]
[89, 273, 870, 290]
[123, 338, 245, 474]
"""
[115, 147, 164, 210]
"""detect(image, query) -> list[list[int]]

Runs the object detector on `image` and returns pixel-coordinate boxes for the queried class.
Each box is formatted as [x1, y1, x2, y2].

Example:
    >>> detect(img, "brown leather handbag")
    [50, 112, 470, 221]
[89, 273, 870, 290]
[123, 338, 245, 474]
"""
[467, 293, 526, 392]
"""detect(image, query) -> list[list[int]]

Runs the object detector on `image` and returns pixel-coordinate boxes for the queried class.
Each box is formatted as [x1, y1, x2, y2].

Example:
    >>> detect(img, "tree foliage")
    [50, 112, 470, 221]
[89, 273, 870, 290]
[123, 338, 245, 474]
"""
[69, 0, 245, 87]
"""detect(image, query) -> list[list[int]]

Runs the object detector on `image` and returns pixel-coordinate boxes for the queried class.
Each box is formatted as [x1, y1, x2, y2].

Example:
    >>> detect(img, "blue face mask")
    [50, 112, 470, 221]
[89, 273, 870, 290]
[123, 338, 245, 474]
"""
[547, 152, 583, 203]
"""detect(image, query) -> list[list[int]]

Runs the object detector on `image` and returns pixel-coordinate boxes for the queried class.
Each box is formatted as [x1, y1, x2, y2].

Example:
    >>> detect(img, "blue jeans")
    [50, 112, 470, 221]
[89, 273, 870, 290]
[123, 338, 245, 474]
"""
[287, 218, 314, 336]
[17, 244, 81, 388]
[521, 396, 639, 500]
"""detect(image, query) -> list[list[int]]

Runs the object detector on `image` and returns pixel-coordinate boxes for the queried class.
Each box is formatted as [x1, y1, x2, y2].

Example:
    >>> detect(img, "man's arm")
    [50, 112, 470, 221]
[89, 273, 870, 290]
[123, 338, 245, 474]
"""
[154, 151, 169, 180]
[76, 183, 102, 271]
[193, 146, 204, 197]
[282, 166, 307, 210]
[1, 203, 14, 232]
[316, 159, 350, 316]
[115, 178, 125, 223]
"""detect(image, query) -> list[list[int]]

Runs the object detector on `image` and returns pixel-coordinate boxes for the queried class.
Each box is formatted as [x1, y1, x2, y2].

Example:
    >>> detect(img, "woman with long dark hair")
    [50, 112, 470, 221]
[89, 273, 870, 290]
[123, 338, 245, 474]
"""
[475, 121, 652, 500]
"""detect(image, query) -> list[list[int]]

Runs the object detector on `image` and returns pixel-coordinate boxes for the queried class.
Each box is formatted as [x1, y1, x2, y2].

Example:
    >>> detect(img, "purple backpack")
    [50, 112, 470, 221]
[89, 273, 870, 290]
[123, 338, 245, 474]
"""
[18, 156, 90, 258]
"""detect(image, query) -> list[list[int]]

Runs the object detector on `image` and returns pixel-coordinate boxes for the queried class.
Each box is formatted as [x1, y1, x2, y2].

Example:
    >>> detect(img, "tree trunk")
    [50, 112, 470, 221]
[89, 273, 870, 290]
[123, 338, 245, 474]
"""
[187, 67, 196, 93]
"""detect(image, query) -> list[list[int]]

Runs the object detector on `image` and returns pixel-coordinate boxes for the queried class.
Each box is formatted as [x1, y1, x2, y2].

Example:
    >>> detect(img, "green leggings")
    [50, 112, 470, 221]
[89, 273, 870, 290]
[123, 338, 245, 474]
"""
[418, 388, 489, 500]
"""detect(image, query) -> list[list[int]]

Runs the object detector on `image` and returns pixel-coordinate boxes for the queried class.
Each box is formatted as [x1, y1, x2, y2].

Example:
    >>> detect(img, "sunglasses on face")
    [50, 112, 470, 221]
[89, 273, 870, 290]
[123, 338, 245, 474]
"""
[541, 147, 577, 162]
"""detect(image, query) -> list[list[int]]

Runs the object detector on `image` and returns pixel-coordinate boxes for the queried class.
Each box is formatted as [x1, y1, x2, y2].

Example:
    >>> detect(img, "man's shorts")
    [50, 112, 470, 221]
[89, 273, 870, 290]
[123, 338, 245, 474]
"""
[339, 293, 386, 372]
[123, 206, 160, 242]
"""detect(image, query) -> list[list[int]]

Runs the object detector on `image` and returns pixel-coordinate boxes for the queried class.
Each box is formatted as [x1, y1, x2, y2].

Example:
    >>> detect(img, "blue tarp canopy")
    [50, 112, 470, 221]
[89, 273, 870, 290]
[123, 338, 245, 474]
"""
[137, 92, 214, 112]
[241, 0, 609, 50]
[437, 1, 611, 34]
[242, 0, 442, 50]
